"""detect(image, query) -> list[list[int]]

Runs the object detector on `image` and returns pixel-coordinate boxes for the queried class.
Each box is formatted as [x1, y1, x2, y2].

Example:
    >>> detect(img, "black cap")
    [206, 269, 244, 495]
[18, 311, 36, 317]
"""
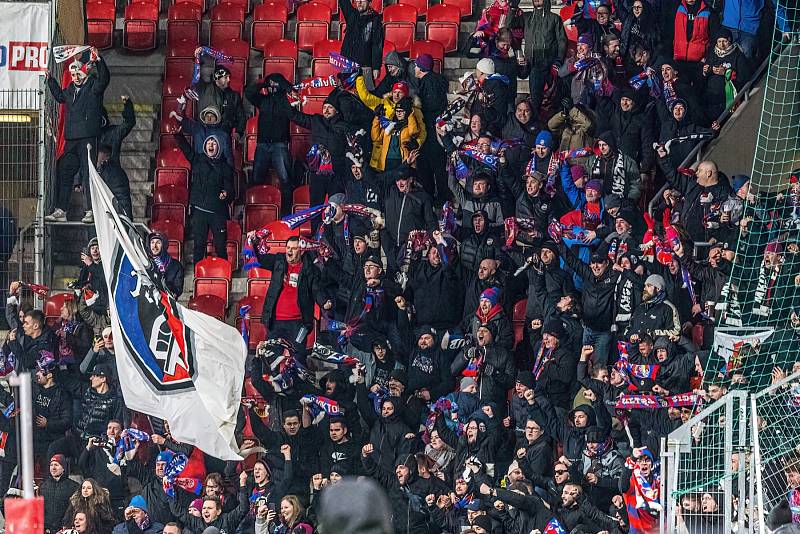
[364, 254, 383, 269]
[389, 369, 407, 387]
[590, 252, 608, 264]
[516, 370, 535, 389]
[91, 363, 112, 377]
[542, 320, 565, 338]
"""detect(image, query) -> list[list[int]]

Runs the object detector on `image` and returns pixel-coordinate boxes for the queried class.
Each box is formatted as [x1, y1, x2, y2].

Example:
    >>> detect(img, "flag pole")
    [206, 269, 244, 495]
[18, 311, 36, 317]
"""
[8, 373, 34, 498]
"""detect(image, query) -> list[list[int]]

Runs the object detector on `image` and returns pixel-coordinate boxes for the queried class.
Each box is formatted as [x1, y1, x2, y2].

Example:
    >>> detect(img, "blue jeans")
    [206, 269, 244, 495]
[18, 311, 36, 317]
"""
[729, 28, 758, 59]
[583, 325, 612, 366]
[253, 141, 291, 187]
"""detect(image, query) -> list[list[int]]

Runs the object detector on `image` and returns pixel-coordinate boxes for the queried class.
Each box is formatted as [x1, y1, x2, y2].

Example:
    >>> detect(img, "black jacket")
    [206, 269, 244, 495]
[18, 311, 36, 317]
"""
[78, 445, 129, 511]
[339, 0, 384, 68]
[7, 327, 57, 372]
[287, 104, 355, 174]
[558, 242, 617, 330]
[383, 179, 438, 246]
[406, 257, 462, 330]
[74, 385, 123, 439]
[47, 57, 110, 140]
[98, 159, 130, 202]
[255, 252, 323, 330]
[451, 344, 515, 406]
[175, 133, 234, 217]
[416, 71, 449, 129]
[33, 382, 72, 453]
[245, 76, 291, 144]
[40, 474, 80, 532]
[99, 97, 135, 164]
[362, 452, 432, 534]
[597, 93, 655, 171]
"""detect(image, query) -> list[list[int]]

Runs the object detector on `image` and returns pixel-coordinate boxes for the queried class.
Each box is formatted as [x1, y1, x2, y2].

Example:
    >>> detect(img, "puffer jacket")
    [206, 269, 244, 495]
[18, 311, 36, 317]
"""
[628, 293, 681, 339]
[522, 0, 568, 66]
[75, 386, 123, 439]
[370, 112, 422, 171]
[355, 77, 427, 144]
[548, 105, 596, 152]
[674, 0, 712, 62]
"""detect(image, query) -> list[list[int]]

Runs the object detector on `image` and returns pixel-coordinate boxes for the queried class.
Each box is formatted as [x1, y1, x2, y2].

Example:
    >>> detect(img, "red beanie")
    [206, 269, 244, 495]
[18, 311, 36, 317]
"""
[391, 81, 409, 97]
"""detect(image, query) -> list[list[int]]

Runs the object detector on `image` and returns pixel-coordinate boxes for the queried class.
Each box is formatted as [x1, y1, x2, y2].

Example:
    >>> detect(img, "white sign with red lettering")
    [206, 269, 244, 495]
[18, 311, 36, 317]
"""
[0, 2, 50, 94]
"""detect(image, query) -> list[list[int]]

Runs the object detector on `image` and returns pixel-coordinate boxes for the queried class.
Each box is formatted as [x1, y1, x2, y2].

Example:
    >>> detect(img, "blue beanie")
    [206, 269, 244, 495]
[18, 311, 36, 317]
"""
[731, 174, 749, 193]
[480, 287, 500, 306]
[535, 130, 553, 148]
[156, 450, 174, 464]
[129, 495, 148, 512]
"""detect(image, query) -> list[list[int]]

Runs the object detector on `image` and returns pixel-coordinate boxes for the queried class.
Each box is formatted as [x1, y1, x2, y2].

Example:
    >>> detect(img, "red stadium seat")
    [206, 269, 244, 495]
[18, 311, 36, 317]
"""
[425, 4, 460, 53]
[246, 184, 282, 209]
[155, 167, 189, 190]
[245, 114, 259, 163]
[124, 2, 159, 50]
[289, 131, 311, 164]
[244, 205, 280, 233]
[194, 256, 232, 305]
[160, 96, 190, 134]
[314, 0, 338, 15]
[209, 2, 246, 46]
[249, 220, 300, 254]
[44, 292, 75, 327]
[87, 1, 116, 50]
[296, 2, 331, 52]
[383, 4, 417, 53]
[157, 136, 190, 169]
[512, 298, 527, 348]
[442, 0, 471, 17]
[559, 5, 578, 43]
[262, 39, 298, 83]
[247, 267, 272, 298]
[311, 39, 342, 78]
[162, 74, 192, 96]
[237, 295, 266, 319]
[166, 40, 198, 58]
[216, 39, 249, 93]
[243, 320, 268, 350]
[175, 0, 205, 11]
[152, 203, 186, 228]
[188, 294, 227, 321]
[292, 184, 310, 211]
[251, 2, 288, 50]
[165, 56, 196, 81]
[167, 4, 201, 46]
[402, 0, 428, 16]
[153, 184, 189, 209]
[263, 38, 299, 61]
[410, 40, 445, 72]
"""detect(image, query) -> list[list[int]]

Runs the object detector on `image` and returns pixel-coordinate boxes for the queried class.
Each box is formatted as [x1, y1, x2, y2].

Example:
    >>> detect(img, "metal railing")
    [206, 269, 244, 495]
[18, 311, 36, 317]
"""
[648, 44, 778, 217]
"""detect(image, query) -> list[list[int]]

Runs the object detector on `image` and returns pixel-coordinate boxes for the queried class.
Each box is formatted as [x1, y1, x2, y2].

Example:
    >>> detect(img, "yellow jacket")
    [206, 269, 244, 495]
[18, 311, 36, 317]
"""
[369, 112, 421, 171]
[355, 76, 427, 152]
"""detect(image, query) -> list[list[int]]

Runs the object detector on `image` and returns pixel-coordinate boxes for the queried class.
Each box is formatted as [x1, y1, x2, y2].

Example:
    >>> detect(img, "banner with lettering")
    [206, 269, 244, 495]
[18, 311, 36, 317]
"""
[0, 2, 50, 104]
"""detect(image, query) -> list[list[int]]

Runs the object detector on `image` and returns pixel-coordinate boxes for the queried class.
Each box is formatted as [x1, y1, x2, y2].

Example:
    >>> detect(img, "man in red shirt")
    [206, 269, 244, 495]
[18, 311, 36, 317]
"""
[252, 236, 331, 359]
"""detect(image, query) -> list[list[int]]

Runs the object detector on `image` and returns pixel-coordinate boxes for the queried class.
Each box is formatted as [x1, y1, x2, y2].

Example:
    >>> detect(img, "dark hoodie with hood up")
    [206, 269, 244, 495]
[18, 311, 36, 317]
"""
[362, 452, 433, 534]
[530, 396, 599, 464]
[651, 337, 694, 395]
[175, 132, 234, 217]
[587, 130, 642, 201]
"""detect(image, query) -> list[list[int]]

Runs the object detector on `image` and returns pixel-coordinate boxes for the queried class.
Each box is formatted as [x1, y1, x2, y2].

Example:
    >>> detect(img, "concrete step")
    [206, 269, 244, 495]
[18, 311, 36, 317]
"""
[120, 152, 155, 171]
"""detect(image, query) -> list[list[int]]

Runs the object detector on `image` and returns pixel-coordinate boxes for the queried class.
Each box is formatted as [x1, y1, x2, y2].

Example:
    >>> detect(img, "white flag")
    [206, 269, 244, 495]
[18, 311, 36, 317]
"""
[88, 155, 245, 460]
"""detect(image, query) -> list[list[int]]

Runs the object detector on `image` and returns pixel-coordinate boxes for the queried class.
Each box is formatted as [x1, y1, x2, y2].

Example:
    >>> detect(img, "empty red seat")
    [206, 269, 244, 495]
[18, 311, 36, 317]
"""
[155, 167, 189, 189]
[246, 184, 282, 207]
[245, 114, 259, 163]
[152, 203, 186, 228]
[244, 205, 279, 233]
[442, 0, 471, 17]
[410, 39, 445, 72]
[311, 39, 342, 78]
[87, 1, 116, 50]
[314, 0, 338, 15]
[188, 294, 226, 321]
[296, 2, 331, 51]
[194, 256, 232, 305]
[167, 4, 202, 46]
[247, 267, 272, 297]
[153, 184, 189, 209]
[176, 0, 205, 11]
[383, 4, 417, 53]
[425, 4, 459, 53]
[289, 131, 311, 164]
[402, 0, 428, 15]
[252, 2, 288, 50]
[44, 293, 75, 327]
[237, 295, 266, 319]
[165, 56, 196, 81]
[262, 39, 298, 83]
[292, 184, 310, 210]
[124, 2, 159, 50]
[157, 135, 191, 168]
[209, 2, 246, 46]
[237, 319, 267, 350]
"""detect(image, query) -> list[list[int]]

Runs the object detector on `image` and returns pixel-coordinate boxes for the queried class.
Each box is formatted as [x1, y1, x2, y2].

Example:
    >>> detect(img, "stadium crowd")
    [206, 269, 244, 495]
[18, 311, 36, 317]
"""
[2, 0, 800, 533]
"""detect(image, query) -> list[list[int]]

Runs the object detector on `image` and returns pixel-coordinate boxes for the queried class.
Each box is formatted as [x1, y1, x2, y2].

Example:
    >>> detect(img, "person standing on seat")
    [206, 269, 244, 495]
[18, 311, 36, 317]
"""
[339, 0, 385, 91]
[45, 48, 110, 224]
